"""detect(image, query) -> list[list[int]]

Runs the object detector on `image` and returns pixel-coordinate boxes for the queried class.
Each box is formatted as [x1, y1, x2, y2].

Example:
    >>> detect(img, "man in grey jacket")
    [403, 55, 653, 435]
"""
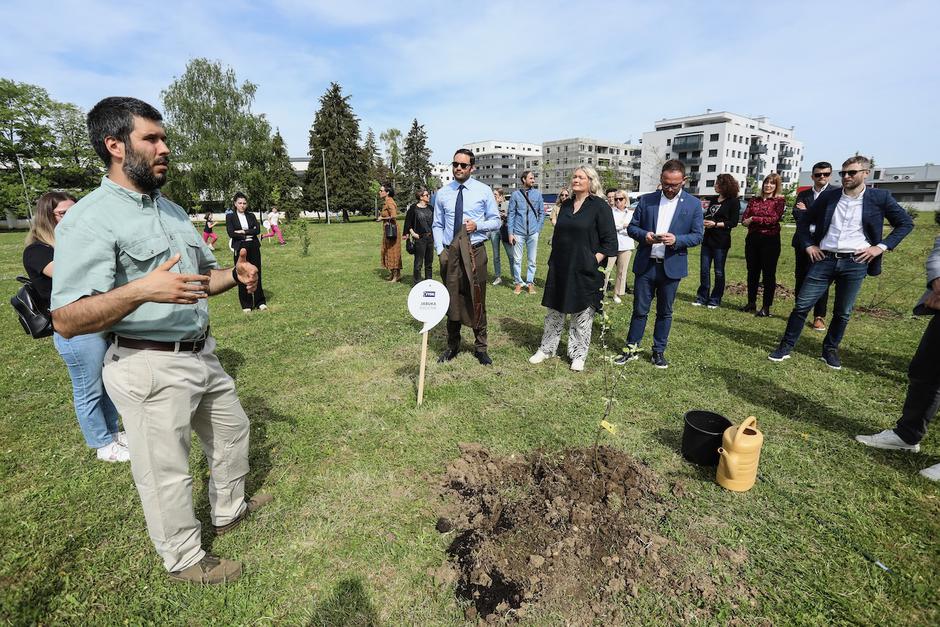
[855, 235, 940, 481]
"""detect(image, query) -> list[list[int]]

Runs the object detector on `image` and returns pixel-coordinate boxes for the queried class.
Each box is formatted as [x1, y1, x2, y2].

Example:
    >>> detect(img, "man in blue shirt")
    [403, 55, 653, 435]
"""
[432, 149, 501, 364]
[507, 170, 545, 294]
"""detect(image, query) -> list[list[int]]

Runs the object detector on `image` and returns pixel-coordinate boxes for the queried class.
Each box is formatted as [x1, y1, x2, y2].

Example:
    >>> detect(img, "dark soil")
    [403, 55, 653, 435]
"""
[855, 305, 902, 320]
[726, 281, 794, 299]
[435, 444, 761, 623]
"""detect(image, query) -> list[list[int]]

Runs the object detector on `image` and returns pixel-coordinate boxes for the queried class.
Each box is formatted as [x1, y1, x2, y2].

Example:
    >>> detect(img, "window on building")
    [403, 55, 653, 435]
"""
[707, 165, 716, 172]
[666, 139, 671, 146]
[588, 158, 593, 164]
[709, 133, 719, 141]
[706, 179, 715, 187]
[678, 152, 687, 159]
[693, 150, 701, 157]
[708, 149, 718, 157]
[690, 165, 699, 173]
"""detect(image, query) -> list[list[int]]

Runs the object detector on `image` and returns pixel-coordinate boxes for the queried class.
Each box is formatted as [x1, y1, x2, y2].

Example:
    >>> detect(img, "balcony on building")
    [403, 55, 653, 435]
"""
[682, 156, 702, 166]
[779, 147, 795, 158]
[671, 134, 703, 152]
[749, 143, 768, 154]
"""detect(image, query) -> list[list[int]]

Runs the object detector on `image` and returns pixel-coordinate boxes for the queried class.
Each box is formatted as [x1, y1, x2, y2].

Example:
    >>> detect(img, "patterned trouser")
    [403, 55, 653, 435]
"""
[539, 307, 595, 361]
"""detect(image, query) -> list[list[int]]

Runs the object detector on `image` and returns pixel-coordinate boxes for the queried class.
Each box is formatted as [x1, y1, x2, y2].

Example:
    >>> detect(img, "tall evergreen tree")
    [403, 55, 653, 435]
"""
[269, 129, 303, 221]
[402, 118, 432, 198]
[362, 127, 380, 183]
[161, 58, 272, 212]
[304, 82, 371, 217]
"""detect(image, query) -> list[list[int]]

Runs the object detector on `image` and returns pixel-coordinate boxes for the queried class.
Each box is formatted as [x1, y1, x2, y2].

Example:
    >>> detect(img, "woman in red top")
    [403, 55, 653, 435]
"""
[741, 173, 786, 317]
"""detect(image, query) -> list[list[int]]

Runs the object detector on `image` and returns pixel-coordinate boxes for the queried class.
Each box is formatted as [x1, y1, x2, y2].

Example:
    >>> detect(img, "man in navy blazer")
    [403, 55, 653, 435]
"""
[769, 155, 913, 369]
[615, 160, 704, 369]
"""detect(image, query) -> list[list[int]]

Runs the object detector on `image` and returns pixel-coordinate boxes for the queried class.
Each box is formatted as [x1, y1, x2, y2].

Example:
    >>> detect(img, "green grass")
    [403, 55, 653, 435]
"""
[0, 219, 938, 624]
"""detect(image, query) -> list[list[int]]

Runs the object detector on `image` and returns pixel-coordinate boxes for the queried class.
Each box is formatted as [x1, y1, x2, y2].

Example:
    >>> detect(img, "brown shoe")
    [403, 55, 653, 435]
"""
[513, 284, 523, 295]
[213, 494, 273, 536]
[169, 554, 242, 585]
[527, 284, 536, 294]
[812, 316, 826, 331]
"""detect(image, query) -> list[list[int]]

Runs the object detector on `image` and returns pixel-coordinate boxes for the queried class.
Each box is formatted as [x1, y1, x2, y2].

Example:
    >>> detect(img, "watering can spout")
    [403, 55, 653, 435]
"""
[716, 448, 735, 478]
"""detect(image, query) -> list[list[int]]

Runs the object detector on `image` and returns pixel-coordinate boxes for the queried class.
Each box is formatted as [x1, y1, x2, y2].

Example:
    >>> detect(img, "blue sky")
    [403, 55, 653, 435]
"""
[2, 0, 938, 169]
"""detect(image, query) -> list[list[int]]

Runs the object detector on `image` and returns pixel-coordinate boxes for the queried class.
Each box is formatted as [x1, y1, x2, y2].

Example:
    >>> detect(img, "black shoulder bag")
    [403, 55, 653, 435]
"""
[10, 276, 53, 338]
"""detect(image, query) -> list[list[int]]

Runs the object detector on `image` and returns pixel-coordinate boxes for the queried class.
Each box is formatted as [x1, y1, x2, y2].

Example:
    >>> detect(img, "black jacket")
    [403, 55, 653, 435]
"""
[791, 184, 839, 248]
[226, 211, 261, 245]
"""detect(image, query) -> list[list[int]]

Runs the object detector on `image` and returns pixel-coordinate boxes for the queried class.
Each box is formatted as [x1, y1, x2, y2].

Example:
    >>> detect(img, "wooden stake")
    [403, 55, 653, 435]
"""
[417, 330, 429, 406]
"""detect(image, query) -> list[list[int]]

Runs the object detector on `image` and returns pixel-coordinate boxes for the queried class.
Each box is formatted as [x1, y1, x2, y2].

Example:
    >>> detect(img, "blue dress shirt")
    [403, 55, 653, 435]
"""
[432, 177, 501, 254]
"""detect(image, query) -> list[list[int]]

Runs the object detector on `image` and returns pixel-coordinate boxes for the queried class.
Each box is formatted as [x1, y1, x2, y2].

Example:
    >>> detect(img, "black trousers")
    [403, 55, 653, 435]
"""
[794, 246, 829, 318]
[412, 235, 434, 282]
[745, 233, 781, 310]
[895, 314, 940, 445]
[233, 240, 266, 309]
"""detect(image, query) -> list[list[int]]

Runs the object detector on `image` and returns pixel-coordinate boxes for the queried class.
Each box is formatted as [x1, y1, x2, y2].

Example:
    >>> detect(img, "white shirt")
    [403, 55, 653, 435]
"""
[651, 194, 679, 259]
[268, 211, 280, 226]
[820, 190, 868, 253]
[612, 207, 635, 251]
[236, 211, 253, 240]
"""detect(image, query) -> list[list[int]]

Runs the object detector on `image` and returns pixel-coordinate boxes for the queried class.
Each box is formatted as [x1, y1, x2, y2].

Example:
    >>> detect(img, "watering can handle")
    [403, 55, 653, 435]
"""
[733, 416, 758, 446]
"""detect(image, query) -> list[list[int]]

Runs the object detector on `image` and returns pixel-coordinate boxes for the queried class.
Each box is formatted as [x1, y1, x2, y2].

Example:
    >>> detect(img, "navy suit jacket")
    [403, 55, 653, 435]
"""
[790, 184, 839, 248]
[797, 186, 913, 276]
[628, 190, 704, 280]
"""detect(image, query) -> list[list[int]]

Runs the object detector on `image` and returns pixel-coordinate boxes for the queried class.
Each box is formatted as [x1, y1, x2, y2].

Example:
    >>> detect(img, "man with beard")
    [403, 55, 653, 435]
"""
[51, 97, 270, 585]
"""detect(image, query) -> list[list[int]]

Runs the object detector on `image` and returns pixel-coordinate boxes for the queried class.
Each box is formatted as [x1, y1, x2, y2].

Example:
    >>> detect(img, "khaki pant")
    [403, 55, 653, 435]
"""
[604, 250, 633, 296]
[102, 336, 250, 572]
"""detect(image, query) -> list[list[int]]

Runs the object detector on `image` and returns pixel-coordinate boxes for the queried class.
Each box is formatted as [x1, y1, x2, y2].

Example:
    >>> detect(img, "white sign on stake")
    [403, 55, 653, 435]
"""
[407, 279, 449, 406]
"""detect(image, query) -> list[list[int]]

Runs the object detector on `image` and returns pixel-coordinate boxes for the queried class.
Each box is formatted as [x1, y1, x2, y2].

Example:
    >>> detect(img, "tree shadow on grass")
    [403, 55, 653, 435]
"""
[307, 576, 379, 626]
[651, 426, 716, 482]
[8, 532, 85, 624]
[687, 318, 909, 383]
[497, 316, 543, 351]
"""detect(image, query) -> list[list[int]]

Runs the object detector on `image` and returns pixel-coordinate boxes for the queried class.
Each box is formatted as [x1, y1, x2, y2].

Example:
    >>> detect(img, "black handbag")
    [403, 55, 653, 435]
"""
[384, 221, 396, 239]
[10, 276, 53, 338]
[406, 237, 416, 254]
[499, 218, 510, 244]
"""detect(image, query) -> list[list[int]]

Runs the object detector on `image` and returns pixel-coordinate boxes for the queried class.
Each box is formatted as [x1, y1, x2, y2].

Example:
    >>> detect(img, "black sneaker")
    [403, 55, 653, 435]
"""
[437, 348, 459, 363]
[473, 351, 493, 366]
[740, 303, 756, 313]
[820, 348, 841, 370]
[613, 344, 640, 366]
[768, 346, 791, 362]
[651, 352, 669, 369]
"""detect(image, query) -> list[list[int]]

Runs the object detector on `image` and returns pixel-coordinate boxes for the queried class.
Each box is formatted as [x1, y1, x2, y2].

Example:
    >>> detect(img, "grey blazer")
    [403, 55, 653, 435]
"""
[914, 235, 940, 314]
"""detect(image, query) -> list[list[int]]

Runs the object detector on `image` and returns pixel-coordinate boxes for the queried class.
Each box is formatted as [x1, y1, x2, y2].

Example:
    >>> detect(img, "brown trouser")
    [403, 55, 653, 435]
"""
[440, 234, 488, 352]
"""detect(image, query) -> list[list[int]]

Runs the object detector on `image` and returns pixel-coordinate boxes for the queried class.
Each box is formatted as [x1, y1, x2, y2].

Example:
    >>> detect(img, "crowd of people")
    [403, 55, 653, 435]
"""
[18, 95, 938, 588]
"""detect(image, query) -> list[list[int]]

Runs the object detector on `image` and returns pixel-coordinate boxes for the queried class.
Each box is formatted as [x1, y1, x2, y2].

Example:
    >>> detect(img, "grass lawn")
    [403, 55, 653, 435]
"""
[0, 217, 938, 624]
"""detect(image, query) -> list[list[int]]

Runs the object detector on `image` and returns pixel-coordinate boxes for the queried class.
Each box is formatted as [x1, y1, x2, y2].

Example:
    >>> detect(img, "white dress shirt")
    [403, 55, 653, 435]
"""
[820, 190, 868, 252]
[236, 211, 254, 241]
[651, 194, 679, 259]
[613, 207, 635, 251]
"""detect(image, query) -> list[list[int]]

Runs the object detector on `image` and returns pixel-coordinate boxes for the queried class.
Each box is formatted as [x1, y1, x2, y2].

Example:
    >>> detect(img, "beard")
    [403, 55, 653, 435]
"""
[123, 146, 168, 192]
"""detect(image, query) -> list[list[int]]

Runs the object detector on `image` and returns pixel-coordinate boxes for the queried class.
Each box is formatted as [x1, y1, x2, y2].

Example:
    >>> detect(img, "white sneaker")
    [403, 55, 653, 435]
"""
[613, 296, 622, 304]
[920, 463, 940, 481]
[258, 304, 268, 310]
[113, 431, 128, 447]
[529, 351, 551, 364]
[242, 308, 251, 314]
[492, 277, 502, 286]
[570, 358, 585, 372]
[854, 429, 920, 452]
[96, 441, 130, 463]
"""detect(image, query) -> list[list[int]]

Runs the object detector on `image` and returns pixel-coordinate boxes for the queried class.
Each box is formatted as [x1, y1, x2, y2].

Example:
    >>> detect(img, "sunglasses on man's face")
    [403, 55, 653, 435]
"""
[812, 172, 832, 178]
[838, 169, 868, 178]
[452, 161, 471, 169]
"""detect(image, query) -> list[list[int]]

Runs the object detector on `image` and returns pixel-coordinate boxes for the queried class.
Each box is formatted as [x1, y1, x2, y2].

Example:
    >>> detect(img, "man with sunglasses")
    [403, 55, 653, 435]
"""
[432, 149, 501, 365]
[769, 155, 913, 369]
[792, 162, 839, 331]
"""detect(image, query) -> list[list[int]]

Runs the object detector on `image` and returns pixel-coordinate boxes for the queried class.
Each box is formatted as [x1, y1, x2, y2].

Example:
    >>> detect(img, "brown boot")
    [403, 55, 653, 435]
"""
[812, 316, 827, 331]
[391, 269, 402, 283]
[169, 554, 242, 585]
[213, 494, 273, 536]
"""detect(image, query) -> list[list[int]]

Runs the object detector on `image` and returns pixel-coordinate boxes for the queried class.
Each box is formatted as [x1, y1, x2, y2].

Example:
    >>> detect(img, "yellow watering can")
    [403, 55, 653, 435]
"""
[716, 416, 763, 492]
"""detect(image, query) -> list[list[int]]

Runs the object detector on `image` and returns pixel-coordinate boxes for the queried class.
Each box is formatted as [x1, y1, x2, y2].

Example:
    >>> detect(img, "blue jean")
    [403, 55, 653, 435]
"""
[778, 255, 869, 352]
[488, 230, 513, 278]
[696, 245, 729, 306]
[627, 260, 681, 353]
[53, 332, 121, 448]
[511, 232, 540, 285]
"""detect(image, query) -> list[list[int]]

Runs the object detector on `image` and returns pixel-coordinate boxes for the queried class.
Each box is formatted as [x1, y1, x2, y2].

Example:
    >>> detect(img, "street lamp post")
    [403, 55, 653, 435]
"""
[321, 148, 330, 225]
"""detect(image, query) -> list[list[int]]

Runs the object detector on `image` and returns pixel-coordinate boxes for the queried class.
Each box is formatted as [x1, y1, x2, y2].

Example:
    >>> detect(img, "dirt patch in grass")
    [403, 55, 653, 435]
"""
[435, 444, 760, 623]
[854, 305, 902, 320]
[726, 281, 794, 299]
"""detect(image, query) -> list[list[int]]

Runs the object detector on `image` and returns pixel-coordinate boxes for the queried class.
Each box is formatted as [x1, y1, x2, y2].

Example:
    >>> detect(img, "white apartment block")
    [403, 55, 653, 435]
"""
[639, 111, 804, 196]
[540, 138, 641, 198]
[431, 162, 454, 187]
[461, 140, 542, 192]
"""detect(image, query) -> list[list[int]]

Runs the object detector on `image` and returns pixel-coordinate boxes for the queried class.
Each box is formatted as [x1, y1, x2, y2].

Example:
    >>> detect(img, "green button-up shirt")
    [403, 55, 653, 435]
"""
[51, 176, 220, 342]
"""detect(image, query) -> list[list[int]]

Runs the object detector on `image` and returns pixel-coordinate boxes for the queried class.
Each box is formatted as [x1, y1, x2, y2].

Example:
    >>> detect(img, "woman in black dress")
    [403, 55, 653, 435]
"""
[226, 191, 267, 312]
[403, 187, 434, 283]
[529, 166, 617, 371]
[694, 173, 740, 308]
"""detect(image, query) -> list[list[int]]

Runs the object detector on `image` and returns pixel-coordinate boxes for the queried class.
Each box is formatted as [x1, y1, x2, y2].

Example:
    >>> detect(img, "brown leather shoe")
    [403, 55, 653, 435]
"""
[527, 284, 536, 294]
[213, 494, 273, 536]
[513, 284, 523, 295]
[812, 316, 826, 331]
[169, 554, 242, 585]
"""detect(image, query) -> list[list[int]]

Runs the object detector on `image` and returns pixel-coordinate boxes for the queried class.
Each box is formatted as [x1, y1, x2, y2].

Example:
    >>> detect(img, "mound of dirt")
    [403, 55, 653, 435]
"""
[435, 444, 759, 623]
[725, 281, 794, 299]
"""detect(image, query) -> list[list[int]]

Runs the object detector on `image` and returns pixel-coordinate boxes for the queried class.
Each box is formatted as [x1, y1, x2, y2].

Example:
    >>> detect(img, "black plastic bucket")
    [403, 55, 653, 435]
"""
[682, 410, 732, 466]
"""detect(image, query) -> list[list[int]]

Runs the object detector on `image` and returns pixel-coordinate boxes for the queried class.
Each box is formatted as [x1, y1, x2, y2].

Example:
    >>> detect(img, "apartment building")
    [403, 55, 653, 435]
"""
[540, 138, 641, 198]
[461, 140, 542, 192]
[639, 111, 804, 196]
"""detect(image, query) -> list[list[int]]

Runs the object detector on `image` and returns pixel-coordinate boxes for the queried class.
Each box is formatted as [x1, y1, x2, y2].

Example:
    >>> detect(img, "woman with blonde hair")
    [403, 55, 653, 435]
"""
[22, 192, 128, 462]
[530, 166, 617, 371]
[741, 173, 786, 316]
[603, 189, 635, 303]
